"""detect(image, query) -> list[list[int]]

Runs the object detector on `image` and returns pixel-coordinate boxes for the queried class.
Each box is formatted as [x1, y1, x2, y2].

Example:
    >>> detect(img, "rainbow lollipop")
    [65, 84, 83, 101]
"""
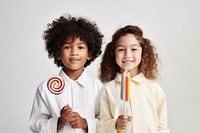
[120, 69, 131, 115]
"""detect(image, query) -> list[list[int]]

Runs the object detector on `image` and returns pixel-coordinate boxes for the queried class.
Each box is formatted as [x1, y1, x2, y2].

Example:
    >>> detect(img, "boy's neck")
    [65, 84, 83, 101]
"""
[63, 68, 84, 80]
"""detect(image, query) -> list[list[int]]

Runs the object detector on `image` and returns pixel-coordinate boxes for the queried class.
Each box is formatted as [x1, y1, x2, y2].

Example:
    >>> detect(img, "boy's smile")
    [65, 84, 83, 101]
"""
[59, 37, 91, 74]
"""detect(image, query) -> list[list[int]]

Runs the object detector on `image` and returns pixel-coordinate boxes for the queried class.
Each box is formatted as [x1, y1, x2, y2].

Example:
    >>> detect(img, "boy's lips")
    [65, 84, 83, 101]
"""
[69, 58, 80, 62]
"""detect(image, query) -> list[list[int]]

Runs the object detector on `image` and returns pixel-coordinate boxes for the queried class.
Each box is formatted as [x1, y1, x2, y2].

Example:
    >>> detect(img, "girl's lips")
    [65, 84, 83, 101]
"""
[122, 60, 134, 63]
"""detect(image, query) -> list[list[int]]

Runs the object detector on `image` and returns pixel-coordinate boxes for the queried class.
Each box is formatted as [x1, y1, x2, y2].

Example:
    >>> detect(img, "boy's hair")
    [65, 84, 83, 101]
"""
[99, 25, 158, 83]
[43, 15, 103, 67]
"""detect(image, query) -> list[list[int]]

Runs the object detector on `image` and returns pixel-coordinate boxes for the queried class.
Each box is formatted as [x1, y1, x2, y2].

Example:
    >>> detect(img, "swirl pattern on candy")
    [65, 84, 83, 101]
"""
[47, 75, 65, 95]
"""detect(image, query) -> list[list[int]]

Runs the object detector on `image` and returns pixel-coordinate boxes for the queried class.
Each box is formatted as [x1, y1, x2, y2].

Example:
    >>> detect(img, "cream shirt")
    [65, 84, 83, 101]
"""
[98, 73, 169, 133]
[29, 69, 102, 133]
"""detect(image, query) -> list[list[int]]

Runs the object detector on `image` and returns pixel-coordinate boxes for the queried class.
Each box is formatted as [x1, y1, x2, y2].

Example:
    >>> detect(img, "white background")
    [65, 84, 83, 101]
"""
[0, 0, 200, 132]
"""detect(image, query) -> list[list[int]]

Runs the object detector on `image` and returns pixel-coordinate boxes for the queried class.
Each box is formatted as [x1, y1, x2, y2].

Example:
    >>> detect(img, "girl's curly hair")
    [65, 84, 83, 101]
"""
[43, 15, 103, 67]
[99, 25, 158, 83]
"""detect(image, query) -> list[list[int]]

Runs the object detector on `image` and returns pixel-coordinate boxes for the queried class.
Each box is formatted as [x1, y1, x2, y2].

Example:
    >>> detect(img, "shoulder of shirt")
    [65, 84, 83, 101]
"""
[83, 71, 103, 86]
[143, 78, 166, 96]
[102, 79, 117, 90]
[89, 77, 103, 88]
[35, 78, 49, 95]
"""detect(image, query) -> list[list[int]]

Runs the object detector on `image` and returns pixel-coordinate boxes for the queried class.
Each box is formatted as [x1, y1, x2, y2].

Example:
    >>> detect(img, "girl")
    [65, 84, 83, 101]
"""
[98, 25, 169, 133]
[29, 15, 103, 133]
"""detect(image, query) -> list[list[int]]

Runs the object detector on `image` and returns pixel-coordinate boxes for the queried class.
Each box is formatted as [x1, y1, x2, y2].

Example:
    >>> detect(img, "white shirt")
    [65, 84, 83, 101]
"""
[29, 69, 102, 133]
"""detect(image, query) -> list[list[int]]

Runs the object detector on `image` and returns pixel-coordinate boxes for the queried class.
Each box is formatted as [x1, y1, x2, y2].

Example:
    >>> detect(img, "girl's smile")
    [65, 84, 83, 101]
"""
[115, 33, 142, 76]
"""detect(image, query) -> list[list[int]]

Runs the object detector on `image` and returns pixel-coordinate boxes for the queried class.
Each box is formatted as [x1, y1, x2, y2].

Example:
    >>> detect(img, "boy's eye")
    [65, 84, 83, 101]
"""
[64, 46, 70, 49]
[79, 46, 85, 49]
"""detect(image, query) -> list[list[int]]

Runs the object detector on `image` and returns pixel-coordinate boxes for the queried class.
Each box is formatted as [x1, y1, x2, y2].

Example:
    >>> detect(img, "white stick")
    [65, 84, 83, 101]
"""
[60, 96, 66, 106]
[123, 101, 126, 115]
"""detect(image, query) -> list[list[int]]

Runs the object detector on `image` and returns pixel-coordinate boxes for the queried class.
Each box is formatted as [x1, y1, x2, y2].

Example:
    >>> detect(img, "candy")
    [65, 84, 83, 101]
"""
[120, 69, 131, 101]
[47, 76, 65, 95]
[120, 69, 131, 115]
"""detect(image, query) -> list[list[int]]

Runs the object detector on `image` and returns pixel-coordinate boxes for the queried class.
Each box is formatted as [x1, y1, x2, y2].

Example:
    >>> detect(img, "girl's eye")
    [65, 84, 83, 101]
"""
[132, 48, 137, 51]
[117, 48, 124, 52]
[131, 47, 139, 51]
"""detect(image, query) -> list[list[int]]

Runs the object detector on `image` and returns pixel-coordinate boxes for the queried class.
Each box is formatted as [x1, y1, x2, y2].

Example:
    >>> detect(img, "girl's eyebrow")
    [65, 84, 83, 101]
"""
[115, 44, 124, 47]
[116, 44, 140, 47]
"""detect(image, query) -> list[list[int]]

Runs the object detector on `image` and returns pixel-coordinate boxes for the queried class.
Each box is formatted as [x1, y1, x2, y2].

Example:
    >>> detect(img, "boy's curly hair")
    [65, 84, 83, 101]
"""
[43, 15, 103, 67]
[99, 25, 158, 83]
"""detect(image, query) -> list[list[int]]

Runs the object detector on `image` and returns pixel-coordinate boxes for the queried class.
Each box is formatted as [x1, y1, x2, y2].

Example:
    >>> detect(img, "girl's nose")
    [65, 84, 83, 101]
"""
[125, 49, 131, 58]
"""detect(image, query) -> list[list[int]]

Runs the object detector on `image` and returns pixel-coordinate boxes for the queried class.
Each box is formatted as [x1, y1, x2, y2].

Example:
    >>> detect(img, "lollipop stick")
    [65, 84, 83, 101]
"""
[123, 101, 126, 115]
[60, 96, 66, 106]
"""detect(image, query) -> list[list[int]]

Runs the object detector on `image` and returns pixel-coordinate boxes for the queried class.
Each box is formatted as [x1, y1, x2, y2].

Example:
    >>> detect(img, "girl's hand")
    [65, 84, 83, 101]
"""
[115, 115, 132, 131]
[69, 112, 88, 131]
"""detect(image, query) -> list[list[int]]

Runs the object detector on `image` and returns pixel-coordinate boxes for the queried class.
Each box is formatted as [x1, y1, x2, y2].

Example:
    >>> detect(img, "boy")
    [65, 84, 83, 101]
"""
[29, 15, 103, 133]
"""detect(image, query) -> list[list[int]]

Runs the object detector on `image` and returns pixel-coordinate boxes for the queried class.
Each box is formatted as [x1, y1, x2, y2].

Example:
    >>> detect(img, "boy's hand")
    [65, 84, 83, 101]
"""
[115, 115, 132, 131]
[57, 105, 88, 131]
[57, 105, 72, 130]
[60, 105, 73, 125]
[69, 112, 88, 130]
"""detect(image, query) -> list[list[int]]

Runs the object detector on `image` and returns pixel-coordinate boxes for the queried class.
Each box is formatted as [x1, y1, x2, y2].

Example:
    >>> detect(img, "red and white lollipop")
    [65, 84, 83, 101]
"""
[47, 75, 65, 95]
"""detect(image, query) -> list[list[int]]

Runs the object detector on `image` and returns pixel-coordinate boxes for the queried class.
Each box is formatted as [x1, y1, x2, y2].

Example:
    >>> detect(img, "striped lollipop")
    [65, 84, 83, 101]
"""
[120, 69, 131, 101]
[120, 69, 131, 114]
[47, 75, 65, 95]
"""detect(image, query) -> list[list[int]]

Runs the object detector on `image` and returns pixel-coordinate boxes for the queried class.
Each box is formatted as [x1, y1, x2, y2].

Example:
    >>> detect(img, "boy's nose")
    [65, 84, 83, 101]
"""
[70, 48, 78, 56]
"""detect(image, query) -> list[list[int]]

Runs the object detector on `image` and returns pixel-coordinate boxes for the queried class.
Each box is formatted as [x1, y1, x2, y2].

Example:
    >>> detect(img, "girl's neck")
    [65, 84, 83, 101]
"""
[129, 69, 139, 78]
[63, 67, 84, 80]
[121, 68, 139, 78]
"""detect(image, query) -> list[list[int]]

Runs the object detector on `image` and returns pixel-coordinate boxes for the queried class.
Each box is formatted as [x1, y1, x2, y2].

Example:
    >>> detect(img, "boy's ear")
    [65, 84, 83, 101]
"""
[56, 53, 61, 60]
[87, 53, 92, 60]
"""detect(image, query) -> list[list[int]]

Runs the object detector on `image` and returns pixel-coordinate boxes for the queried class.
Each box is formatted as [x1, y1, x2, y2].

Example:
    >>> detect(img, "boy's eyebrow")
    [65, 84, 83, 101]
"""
[64, 42, 86, 45]
[77, 42, 86, 44]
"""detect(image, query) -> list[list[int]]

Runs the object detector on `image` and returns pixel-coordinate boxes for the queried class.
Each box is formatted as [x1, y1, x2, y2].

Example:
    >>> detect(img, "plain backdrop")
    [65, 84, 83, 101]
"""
[0, 0, 200, 132]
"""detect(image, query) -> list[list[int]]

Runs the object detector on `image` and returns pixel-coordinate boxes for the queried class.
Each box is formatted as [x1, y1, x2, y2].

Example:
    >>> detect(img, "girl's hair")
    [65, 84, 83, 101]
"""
[99, 25, 158, 83]
[43, 15, 103, 67]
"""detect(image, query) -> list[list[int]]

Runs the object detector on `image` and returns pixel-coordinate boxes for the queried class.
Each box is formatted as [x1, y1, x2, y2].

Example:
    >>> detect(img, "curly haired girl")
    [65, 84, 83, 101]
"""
[98, 25, 169, 133]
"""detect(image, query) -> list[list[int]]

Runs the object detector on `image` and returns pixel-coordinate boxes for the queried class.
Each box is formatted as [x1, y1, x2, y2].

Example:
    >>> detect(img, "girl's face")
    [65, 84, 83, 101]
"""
[59, 37, 91, 73]
[115, 33, 142, 76]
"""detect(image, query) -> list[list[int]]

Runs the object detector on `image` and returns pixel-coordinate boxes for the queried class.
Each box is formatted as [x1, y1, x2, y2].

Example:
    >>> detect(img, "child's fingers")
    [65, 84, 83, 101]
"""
[127, 116, 132, 121]
[116, 115, 133, 131]
[68, 112, 87, 128]
[61, 106, 72, 115]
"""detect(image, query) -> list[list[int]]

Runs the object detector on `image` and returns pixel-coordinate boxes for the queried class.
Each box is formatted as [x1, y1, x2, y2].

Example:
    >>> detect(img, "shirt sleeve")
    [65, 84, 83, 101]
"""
[29, 85, 58, 133]
[155, 84, 170, 133]
[86, 79, 103, 133]
[97, 87, 117, 133]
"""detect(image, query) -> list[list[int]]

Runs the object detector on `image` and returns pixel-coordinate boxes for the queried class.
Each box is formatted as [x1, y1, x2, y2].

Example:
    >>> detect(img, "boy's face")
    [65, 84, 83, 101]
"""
[59, 37, 91, 72]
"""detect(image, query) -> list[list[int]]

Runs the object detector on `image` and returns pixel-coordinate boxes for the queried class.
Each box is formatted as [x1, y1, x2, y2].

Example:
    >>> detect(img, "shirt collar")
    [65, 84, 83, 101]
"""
[115, 72, 146, 84]
[59, 69, 89, 87]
